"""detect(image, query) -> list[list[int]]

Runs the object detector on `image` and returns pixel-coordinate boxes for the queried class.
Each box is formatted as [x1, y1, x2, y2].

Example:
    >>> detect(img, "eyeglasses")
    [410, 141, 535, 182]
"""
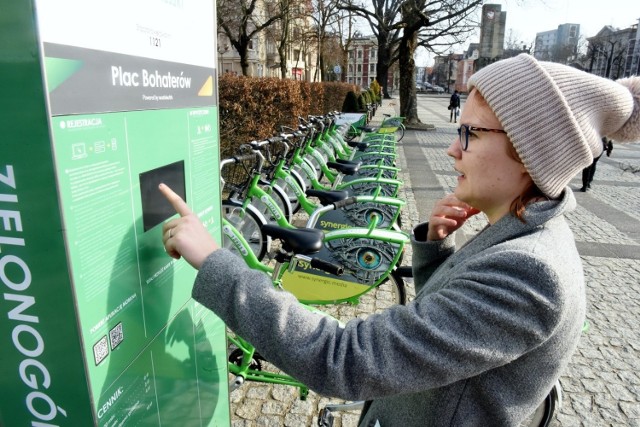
[457, 125, 508, 151]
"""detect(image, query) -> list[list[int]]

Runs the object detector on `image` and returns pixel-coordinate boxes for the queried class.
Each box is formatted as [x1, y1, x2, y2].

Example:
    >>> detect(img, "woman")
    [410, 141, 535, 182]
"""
[448, 89, 461, 123]
[161, 54, 640, 425]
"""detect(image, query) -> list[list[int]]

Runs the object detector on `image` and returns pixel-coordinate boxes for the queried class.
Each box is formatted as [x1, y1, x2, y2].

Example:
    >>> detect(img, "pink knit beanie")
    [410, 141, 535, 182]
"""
[467, 54, 640, 198]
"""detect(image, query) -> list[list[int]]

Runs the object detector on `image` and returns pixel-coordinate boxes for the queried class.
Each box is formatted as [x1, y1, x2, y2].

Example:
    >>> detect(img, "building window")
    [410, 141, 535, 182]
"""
[349, 51, 354, 59]
[369, 63, 376, 73]
[357, 64, 362, 73]
[357, 50, 363, 59]
[370, 49, 377, 59]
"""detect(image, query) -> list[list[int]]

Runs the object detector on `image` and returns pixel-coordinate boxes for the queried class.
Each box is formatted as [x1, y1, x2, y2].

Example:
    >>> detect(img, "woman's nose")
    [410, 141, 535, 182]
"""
[447, 138, 461, 158]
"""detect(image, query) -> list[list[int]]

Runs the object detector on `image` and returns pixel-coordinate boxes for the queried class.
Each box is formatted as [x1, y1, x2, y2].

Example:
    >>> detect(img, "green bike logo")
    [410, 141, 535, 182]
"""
[261, 195, 282, 220]
[301, 162, 315, 178]
[222, 225, 249, 256]
[320, 220, 351, 230]
[311, 150, 324, 164]
[285, 176, 304, 197]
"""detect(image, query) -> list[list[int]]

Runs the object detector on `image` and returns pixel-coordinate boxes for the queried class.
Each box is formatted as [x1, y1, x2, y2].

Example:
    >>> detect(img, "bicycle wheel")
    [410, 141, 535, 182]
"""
[291, 161, 315, 194]
[353, 270, 406, 312]
[322, 269, 406, 323]
[273, 170, 306, 214]
[395, 124, 405, 142]
[302, 151, 324, 181]
[222, 201, 270, 261]
[520, 386, 558, 427]
[251, 183, 293, 224]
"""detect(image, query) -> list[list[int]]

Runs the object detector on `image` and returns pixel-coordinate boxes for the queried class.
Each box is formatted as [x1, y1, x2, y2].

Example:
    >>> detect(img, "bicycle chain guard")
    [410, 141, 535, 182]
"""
[341, 202, 398, 229]
[346, 181, 398, 197]
[325, 238, 400, 285]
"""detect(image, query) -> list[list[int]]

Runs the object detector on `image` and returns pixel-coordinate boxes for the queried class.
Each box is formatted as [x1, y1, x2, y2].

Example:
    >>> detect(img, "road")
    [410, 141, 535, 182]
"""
[228, 94, 640, 427]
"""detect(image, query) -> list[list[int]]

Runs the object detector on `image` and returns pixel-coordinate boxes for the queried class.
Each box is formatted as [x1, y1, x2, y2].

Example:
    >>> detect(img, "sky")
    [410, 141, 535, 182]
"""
[418, 0, 639, 66]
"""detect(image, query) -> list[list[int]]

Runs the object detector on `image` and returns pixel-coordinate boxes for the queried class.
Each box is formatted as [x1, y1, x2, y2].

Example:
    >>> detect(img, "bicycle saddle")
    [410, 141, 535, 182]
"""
[326, 161, 360, 175]
[261, 224, 324, 254]
[356, 125, 376, 133]
[346, 140, 369, 151]
[335, 158, 362, 167]
[305, 189, 349, 205]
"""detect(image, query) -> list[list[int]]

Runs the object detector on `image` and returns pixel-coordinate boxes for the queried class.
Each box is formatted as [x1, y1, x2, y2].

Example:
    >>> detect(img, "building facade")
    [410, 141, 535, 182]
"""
[587, 23, 638, 79]
[344, 37, 397, 92]
[345, 37, 377, 88]
[534, 23, 580, 63]
[477, 4, 506, 67]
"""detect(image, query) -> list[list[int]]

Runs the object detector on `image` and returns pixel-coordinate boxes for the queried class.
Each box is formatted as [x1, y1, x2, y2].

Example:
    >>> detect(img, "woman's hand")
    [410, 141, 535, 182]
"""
[427, 194, 480, 241]
[159, 183, 219, 269]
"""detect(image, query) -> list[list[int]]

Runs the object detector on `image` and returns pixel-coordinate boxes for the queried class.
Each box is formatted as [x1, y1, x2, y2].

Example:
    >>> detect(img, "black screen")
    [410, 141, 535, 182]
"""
[139, 161, 186, 232]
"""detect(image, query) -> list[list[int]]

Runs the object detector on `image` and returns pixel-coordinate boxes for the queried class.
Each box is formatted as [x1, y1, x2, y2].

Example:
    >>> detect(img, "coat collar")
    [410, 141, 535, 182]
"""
[453, 187, 576, 257]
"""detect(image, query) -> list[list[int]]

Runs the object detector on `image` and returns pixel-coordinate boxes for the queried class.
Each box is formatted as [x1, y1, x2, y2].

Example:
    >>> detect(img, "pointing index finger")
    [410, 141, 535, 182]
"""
[159, 183, 192, 217]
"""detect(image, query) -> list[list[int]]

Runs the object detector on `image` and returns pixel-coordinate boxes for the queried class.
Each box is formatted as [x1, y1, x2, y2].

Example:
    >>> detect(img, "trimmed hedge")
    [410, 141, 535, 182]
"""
[218, 75, 358, 156]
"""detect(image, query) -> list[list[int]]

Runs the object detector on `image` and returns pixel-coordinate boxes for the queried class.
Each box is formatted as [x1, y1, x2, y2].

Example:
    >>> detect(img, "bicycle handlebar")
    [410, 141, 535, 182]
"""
[250, 139, 270, 147]
[310, 257, 344, 276]
[333, 197, 357, 209]
[231, 153, 257, 163]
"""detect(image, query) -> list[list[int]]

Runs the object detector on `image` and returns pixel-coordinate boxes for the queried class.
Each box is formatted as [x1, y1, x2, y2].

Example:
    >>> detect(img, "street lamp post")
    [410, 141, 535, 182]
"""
[446, 52, 452, 93]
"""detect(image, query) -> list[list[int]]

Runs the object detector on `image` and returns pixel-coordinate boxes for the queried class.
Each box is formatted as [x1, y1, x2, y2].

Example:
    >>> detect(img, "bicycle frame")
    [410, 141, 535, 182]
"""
[222, 217, 356, 399]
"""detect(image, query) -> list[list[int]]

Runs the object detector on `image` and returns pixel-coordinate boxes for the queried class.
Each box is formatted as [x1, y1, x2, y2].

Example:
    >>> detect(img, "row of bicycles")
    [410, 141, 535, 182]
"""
[217, 111, 409, 407]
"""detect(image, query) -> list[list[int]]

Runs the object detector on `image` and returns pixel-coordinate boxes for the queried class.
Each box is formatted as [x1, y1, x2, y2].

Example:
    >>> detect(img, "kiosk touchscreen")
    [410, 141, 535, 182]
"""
[0, 1, 230, 425]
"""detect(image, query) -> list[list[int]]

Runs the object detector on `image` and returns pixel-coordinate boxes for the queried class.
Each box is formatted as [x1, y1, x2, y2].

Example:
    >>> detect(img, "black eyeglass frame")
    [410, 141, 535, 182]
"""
[457, 125, 508, 151]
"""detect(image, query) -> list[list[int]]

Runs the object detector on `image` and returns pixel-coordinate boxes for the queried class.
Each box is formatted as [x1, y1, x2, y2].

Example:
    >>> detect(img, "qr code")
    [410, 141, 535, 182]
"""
[93, 336, 109, 366]
[109, 322, 124, 350]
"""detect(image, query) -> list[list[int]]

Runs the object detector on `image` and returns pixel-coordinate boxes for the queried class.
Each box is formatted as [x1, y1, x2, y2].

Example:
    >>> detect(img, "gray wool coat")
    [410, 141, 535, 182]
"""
[192, 188, 586, 426]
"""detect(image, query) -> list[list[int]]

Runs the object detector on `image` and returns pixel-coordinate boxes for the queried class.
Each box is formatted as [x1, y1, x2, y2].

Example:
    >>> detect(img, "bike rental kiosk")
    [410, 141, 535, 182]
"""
[0, 1, 230, 425]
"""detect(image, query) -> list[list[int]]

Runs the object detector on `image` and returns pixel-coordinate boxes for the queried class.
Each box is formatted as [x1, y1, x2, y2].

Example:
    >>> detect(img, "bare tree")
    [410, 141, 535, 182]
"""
[307, 0, 343, 81]
[396, 1, 429, 122]
[337, 0, 403, 98]
[403, 0, 482, 124]
[263, 0, 312, 79]
[218, 0, 283, 76]
[339, 0, 481, 122]
[330, 9, 361, 82]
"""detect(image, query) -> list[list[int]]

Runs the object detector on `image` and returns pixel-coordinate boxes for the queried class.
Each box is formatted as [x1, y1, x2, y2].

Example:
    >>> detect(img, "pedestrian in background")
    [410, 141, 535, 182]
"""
[581, 137, 613, 192]
[448, 89, 461, 123]
[159, 54, 640, 426]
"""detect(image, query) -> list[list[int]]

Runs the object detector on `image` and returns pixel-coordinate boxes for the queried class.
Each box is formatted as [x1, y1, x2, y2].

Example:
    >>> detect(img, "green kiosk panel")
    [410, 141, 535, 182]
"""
[0, 1, 230, 425]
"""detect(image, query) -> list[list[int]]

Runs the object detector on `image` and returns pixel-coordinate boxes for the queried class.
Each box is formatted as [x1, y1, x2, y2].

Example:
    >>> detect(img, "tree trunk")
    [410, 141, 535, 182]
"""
[398, 28, 419, 123]
[236, 35, 251, 76]
[279, 45, 288, 79]
[239, 50, 250, 76]
[376, 32, 392, 98]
